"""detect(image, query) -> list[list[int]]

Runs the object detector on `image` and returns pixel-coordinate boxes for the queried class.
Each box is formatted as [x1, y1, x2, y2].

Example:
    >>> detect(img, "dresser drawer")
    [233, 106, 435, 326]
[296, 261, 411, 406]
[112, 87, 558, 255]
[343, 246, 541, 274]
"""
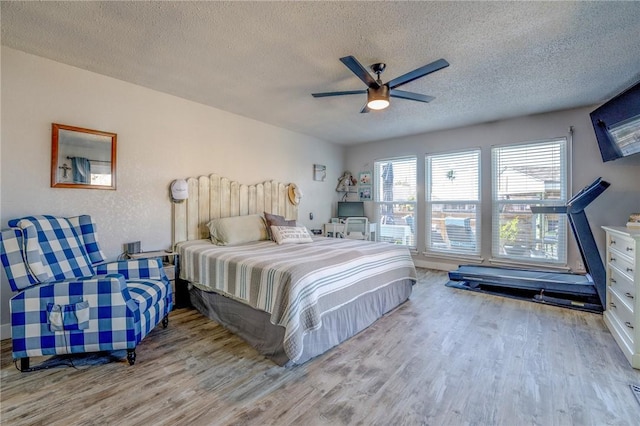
[608, 232, 636, 259]
[608, 251, 636, 280]
[609, 266, 636, 307]
[608, 291, 635, 344]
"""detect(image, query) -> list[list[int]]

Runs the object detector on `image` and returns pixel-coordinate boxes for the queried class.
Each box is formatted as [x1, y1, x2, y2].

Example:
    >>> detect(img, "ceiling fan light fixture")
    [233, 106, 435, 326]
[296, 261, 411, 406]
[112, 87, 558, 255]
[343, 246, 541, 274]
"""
[367, 85, 390, 110]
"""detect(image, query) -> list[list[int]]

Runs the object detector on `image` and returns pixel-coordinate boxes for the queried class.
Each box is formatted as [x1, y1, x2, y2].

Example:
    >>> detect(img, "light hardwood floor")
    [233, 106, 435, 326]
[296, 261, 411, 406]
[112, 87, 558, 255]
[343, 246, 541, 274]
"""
[1, 268, 639, 425]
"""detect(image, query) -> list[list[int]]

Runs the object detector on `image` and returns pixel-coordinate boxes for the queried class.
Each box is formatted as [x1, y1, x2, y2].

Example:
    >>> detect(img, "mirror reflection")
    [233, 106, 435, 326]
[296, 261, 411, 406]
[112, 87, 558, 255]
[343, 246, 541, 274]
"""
[51, 123, 117, 189]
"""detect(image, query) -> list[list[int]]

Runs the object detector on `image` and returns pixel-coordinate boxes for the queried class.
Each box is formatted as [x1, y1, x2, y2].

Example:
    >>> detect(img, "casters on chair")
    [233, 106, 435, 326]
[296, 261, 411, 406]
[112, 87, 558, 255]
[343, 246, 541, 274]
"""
[127, 349, 136, 365]
[162, 315, 169, 328]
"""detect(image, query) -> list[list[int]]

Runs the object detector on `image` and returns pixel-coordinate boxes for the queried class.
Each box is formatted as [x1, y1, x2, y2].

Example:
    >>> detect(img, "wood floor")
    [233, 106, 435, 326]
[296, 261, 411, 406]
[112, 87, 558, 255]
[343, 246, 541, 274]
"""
[1, 268, 639, 425]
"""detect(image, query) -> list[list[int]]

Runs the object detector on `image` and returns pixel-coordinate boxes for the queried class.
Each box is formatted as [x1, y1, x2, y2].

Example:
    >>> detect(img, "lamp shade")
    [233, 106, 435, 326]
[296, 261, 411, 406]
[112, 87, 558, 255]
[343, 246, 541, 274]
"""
[367, 85, 390, 110]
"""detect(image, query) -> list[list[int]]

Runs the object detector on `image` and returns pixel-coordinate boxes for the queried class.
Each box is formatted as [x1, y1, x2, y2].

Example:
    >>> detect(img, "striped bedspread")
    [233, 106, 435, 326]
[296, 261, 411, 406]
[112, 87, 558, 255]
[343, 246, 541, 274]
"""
[176, 237, 417, 362]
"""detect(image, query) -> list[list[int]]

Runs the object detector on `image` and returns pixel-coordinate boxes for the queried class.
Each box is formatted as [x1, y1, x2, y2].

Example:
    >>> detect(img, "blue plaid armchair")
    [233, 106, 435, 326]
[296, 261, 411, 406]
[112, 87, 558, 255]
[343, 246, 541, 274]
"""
[0, 215, 173, 371]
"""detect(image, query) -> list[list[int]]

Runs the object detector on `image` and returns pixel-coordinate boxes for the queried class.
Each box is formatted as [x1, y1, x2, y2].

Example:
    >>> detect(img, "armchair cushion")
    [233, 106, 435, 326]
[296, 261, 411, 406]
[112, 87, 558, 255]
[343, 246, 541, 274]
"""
[9, 215, 95, 281]
[96, 258, 166, 281]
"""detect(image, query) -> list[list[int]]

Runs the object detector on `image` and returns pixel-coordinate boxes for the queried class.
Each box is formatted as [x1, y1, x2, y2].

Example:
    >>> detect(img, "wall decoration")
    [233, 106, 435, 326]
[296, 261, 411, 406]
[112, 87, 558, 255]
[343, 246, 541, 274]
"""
[336, 171, 357, 192]
[359, 171, 372, 185]
[359, 185, 372, 201]
[51, 123, 117, 190]
[313, 164, 327, 181]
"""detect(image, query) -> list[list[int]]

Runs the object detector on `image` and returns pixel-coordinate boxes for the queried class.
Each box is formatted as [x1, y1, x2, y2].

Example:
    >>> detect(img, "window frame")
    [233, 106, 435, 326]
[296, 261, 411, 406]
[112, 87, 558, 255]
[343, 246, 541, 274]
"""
[491, 137, 569, 266]
[425, 148, 482, 257]
[373, 156, 417, 249]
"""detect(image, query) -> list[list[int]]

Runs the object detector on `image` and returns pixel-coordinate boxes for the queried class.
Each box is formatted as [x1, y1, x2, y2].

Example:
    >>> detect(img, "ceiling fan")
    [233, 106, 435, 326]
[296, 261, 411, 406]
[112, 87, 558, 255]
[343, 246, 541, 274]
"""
[312, 55, 449, 113]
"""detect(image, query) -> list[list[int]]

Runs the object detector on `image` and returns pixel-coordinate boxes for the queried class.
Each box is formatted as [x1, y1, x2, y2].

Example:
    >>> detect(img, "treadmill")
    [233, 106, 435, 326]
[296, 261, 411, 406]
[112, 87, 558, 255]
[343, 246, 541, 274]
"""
[447, 177, 609, 313]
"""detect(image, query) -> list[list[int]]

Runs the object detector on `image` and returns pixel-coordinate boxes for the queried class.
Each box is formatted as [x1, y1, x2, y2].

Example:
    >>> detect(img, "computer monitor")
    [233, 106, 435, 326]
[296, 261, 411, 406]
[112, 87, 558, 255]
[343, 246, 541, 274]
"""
[337, 201, 365, 219]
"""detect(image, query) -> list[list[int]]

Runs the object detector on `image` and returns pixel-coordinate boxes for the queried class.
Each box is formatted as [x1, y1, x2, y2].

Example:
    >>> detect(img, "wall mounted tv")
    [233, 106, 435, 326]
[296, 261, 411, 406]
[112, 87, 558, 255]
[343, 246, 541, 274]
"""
[337, 201, 365, 218]
[590, 79, 640, 162]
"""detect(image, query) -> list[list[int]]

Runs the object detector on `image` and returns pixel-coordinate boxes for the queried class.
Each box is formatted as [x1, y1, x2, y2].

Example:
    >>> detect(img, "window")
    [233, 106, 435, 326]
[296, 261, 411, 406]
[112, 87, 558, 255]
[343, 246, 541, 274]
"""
[426, 149, 480, 255]
[491, 138, 568, 264]
[373, 157, 416, 248]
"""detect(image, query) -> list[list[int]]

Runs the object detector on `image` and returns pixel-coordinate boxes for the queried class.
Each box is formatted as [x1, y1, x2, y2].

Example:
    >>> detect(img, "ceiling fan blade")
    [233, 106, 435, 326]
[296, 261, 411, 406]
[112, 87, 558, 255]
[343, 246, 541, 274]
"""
[312, 90, 367, 98]
[387, 59, 449, 90]
[340, 56, 380, 89]
[390, 89, 435, 103]
[360, 103, 371, 114]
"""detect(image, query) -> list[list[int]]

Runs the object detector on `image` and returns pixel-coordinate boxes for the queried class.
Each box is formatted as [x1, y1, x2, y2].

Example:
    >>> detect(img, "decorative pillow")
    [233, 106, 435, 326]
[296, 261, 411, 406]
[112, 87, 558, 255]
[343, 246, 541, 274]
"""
[207, 214, 269, 246]
[264, 212, 296, 240]
[270, 226, 313, 245]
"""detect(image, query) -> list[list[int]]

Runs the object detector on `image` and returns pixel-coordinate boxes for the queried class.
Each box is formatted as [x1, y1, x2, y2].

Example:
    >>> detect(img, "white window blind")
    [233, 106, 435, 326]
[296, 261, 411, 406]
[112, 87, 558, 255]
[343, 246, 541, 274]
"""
[491, 138, 568, 264]
[426, 149, 480, 255]
[373, 157, 417, 248]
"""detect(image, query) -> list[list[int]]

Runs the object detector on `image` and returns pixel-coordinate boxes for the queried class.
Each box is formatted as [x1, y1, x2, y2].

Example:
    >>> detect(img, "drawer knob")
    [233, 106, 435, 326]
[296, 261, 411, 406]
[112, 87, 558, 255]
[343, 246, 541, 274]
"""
[625, 322, 634, 330]
[625, 292, 634, 299]
[610, 257, 616, 262]
[611, 278, 617, 283]
[610, 302, 617, 309]
[611, 239, 617, 245]
[627, 267, 634, 273]
[626, 247, 634, 252]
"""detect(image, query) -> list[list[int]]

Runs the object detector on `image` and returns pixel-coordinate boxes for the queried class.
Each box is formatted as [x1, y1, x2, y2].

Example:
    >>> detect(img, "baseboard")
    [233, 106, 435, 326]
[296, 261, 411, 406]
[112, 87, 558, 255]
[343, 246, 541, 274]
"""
[0, 323, 11, 341]
[413, 258, 459, 272]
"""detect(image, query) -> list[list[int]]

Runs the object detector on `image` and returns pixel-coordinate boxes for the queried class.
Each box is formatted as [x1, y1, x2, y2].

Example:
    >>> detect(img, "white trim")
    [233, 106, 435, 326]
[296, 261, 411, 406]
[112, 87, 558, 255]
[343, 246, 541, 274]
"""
[413, 258, 460, 272]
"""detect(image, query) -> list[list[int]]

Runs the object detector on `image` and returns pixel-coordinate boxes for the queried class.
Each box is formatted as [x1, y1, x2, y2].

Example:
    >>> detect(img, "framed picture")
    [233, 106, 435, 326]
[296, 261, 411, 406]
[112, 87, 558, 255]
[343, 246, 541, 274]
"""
[51, 123, 117, 190]
[313, 164, 327, 181]
[358, 171, 372, 185]
[359, 185, 372, 201]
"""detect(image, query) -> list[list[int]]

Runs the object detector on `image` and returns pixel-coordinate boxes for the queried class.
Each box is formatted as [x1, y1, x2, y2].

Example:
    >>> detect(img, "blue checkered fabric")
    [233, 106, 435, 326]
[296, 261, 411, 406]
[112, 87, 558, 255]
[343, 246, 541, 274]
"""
[67, 215, 106, 265]
[9, 216, 95, 281]
[1, 215, 173, 362]
[0, 227, 52, 291]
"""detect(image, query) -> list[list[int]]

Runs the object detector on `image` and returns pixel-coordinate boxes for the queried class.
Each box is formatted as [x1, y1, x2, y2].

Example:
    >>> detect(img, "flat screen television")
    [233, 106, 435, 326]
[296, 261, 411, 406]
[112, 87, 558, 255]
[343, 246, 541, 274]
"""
[590, 79, 640, 162]
[337, 201, 365, 219]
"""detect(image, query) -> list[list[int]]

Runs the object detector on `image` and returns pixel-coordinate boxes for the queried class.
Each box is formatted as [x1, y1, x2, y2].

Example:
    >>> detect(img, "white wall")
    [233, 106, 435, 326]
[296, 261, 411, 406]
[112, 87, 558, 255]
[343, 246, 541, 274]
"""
[0, 47, 344, 334]
[345, 107, 640, 271]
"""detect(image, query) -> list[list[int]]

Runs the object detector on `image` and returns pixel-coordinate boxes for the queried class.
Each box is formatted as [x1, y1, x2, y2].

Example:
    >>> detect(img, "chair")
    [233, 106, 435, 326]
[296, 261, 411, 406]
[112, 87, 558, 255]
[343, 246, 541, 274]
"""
[0, 215, 173, 371]
[445, 217, 476, 250]
[341, 217, 370, 240]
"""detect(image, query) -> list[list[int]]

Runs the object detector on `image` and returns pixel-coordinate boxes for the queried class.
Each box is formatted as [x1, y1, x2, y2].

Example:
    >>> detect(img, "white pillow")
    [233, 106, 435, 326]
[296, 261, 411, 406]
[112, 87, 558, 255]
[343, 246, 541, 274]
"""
[270, 226, 313, 245]
[207, 215, 268, 246]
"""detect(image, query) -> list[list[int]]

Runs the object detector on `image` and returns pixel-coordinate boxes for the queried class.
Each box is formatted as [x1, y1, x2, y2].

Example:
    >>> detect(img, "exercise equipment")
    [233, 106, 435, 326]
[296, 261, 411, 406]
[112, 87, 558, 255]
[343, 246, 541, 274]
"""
[447, 178, 610, 312]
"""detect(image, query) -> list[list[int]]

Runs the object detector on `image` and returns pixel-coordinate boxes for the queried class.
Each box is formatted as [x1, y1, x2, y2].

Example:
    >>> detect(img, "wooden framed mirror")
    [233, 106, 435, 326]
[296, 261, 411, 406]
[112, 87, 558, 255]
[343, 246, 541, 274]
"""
[51, 123, 117, 190]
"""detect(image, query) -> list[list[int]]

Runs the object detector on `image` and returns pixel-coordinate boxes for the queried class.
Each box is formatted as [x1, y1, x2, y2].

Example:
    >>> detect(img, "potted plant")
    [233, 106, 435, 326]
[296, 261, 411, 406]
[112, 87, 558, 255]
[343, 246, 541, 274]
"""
[500, 216, 529, 256]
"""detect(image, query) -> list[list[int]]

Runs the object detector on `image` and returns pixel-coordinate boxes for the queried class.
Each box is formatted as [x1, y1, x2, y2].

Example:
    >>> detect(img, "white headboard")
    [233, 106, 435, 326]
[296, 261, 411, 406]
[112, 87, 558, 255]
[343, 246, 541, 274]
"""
[171, 173, 299, 247]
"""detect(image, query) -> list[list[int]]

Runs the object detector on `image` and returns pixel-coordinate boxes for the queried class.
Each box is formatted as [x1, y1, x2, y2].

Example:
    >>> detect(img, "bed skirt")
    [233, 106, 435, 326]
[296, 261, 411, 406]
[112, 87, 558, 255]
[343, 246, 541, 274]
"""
[189, 279, 413, 366]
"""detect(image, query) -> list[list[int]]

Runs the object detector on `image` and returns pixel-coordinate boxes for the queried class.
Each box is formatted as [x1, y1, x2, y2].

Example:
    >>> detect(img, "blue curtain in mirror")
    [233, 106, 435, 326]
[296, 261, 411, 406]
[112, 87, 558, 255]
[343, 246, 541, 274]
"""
[71, 157, 91, 184]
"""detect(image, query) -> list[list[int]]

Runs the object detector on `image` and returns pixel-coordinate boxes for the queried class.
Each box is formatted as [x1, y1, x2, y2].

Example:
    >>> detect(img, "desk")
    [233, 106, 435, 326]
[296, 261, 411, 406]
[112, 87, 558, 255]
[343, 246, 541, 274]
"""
[324, 223, 376, 241]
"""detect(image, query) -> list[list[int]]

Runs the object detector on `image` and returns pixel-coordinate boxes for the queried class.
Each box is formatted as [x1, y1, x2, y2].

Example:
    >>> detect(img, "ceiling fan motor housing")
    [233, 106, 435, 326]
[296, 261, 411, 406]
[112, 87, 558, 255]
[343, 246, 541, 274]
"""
[371, 63, 386, 75]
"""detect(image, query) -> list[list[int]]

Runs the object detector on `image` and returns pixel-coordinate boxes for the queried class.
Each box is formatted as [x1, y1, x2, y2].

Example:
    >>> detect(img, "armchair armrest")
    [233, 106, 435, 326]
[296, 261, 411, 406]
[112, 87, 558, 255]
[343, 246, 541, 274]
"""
[96, 258, 168, 281]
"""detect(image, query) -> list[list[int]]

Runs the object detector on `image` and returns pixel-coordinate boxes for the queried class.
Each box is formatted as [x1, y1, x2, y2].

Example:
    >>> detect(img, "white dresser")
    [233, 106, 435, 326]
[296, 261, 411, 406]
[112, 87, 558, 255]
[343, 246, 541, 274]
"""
[602, 226, 640, 369]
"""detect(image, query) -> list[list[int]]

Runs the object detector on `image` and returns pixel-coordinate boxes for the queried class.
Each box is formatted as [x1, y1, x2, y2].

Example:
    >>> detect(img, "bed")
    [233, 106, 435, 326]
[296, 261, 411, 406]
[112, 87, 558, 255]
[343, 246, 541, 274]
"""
[172, 174, 416, 365]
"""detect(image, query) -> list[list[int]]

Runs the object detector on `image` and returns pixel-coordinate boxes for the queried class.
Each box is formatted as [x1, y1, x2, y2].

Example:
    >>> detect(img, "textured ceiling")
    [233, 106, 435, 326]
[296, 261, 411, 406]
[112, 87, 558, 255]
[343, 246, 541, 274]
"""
[2, 1, 640, 145]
